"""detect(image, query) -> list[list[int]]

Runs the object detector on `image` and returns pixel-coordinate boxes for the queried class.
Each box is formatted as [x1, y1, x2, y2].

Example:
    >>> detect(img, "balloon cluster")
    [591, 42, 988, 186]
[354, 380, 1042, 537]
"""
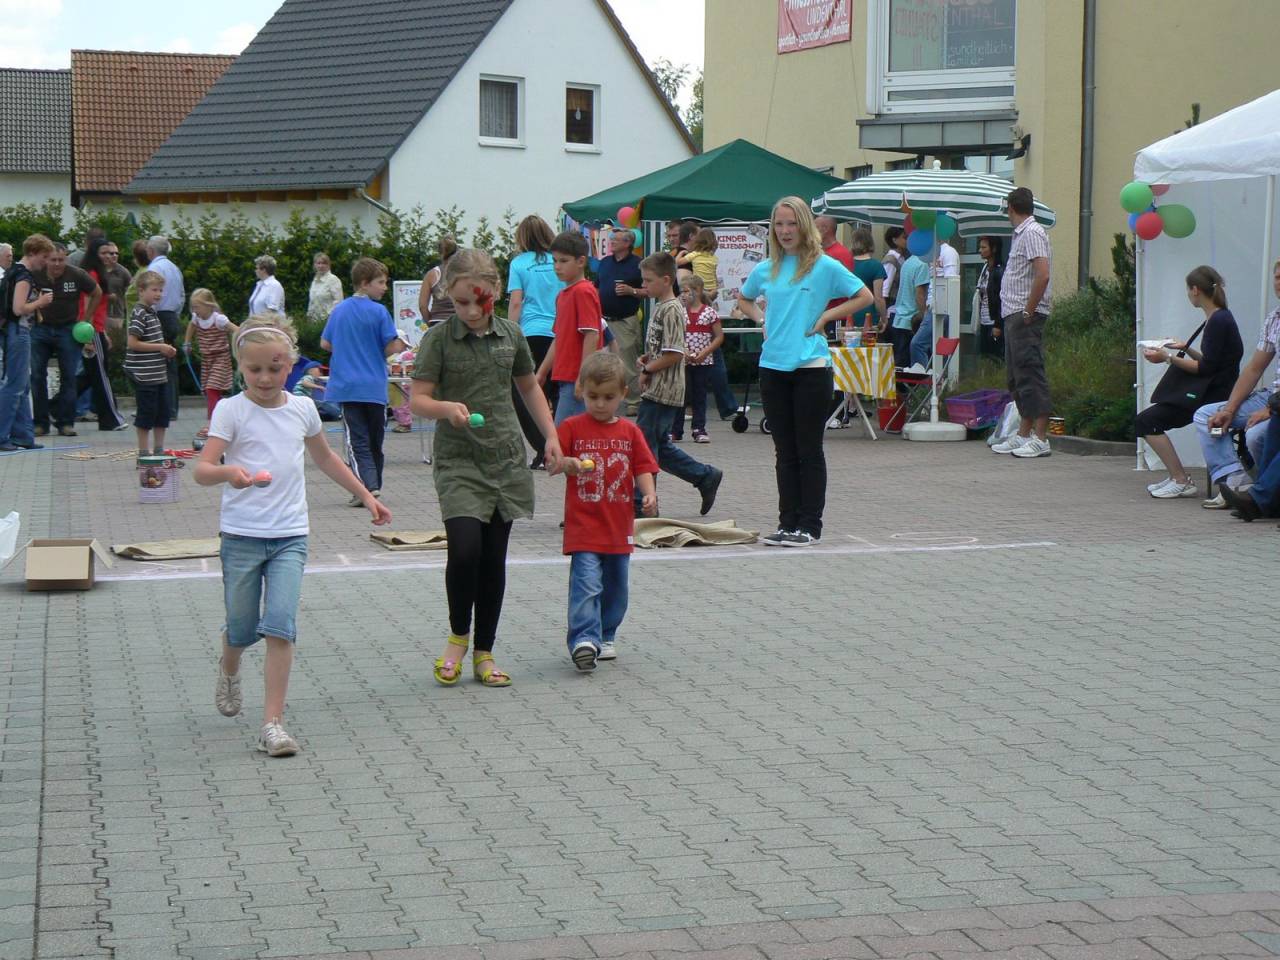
[1119, 181, 1196, 240]
[901, 199, 957, 256]
[614, 205, 644, 247]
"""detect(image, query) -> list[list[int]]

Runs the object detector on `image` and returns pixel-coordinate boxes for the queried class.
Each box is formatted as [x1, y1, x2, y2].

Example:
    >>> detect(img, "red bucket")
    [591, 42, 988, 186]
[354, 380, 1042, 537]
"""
[878, 398, 907, 433]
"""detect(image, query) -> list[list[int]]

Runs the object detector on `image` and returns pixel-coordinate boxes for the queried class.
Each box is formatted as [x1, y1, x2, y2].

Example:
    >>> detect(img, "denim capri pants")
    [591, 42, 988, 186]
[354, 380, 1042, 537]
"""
[220, 533, 308, 647]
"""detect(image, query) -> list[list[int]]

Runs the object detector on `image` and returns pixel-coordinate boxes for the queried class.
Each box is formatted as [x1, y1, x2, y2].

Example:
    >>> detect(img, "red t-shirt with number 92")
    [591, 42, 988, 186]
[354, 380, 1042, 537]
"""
[557, 414, 659, 555]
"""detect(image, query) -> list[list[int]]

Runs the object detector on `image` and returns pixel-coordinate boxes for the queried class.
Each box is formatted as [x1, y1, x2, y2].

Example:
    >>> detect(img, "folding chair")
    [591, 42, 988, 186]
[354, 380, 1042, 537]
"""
[904, 337, 960, 425]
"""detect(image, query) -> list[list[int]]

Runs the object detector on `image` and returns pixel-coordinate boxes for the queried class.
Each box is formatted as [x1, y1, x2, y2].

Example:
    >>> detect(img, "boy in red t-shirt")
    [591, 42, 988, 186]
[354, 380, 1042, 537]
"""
[536, 231, 603, 425]
[556, 351, 658, 672]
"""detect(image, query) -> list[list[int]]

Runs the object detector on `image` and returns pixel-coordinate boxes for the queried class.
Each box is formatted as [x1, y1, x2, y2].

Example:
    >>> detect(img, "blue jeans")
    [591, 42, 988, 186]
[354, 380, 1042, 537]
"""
[711, 348, 738, 418]
[220, 533, 308, 647]
[312, 399, 341, 421]
[566, 551, 630, 653]
[0, 323, 34, 446]
[909, 310, 933, 367]
[554, 381, 585, 425]
[1247, 414, 1280, 513]
[30, 323, 81, 430]
[633, 398, 715, 512]
[1193, 392, 1270, 484]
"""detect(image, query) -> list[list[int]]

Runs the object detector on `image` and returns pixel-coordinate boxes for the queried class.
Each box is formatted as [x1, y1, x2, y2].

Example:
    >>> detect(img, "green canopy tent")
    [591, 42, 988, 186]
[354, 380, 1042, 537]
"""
[562, 138, 847, 224]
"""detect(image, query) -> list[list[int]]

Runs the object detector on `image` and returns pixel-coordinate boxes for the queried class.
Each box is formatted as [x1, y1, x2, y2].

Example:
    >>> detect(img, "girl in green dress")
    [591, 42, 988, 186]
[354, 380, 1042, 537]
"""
[410, 249, 564, 687]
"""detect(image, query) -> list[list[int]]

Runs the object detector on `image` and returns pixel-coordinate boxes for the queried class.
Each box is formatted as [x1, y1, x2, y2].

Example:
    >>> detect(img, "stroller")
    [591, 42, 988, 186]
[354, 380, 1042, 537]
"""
[731, 347, 768, 435]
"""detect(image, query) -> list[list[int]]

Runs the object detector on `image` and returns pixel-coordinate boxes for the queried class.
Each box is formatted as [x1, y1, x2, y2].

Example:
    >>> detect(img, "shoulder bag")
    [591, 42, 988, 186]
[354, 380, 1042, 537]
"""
[1150, 321, 1212, 411]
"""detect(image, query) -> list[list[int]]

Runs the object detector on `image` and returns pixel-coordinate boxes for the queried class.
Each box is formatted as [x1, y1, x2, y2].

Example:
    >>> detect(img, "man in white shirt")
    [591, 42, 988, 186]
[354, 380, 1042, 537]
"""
[909, 241, 959, 368]
[146, 236, 186, 417]
[0, 244, 12, 280]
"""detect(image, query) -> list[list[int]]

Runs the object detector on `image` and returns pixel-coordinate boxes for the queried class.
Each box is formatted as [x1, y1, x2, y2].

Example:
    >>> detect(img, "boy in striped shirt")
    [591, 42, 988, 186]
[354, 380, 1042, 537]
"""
[125, 271, 176, 455]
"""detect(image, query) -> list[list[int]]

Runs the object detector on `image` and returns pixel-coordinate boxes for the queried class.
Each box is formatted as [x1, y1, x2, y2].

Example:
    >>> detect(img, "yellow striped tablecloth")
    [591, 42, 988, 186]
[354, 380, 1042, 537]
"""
[830, 344, 896, 400]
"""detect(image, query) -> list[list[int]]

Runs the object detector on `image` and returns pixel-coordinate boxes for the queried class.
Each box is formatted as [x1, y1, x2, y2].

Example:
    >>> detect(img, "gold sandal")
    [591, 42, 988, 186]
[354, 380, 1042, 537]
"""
[434, 635, 468, 686]
[473, 652, 512, 687]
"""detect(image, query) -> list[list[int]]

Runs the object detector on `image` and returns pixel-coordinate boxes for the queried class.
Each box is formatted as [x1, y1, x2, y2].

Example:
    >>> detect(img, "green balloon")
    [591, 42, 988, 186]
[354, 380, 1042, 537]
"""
[1120, 181, 1154, 214]
[72, 321, 95, 344]
[935, 212, 957, 241]
[1159, 203, 1196, 238]
[911, 209, 937, 229]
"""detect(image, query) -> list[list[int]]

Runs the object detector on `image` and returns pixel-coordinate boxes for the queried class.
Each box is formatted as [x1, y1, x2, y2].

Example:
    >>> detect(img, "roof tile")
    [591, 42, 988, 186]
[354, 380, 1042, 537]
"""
[72, 50, 235, 194]
[0, 69, 72, 174]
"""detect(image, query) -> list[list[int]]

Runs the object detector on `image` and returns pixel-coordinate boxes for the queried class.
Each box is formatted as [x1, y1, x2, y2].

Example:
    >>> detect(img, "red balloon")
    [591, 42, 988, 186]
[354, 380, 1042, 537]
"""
[1150, 184, 1170, 196]
[903, 213, 914, 235]
[1135, 211, 1164, 240]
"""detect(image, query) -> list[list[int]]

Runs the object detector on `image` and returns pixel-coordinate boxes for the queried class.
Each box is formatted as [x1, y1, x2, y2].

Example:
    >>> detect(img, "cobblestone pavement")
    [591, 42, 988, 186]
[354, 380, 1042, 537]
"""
[2, 406, 1279, 960]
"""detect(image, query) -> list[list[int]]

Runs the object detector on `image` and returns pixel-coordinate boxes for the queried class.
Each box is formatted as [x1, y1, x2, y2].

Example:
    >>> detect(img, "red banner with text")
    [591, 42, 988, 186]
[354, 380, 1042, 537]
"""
[777, 0, 852, 54]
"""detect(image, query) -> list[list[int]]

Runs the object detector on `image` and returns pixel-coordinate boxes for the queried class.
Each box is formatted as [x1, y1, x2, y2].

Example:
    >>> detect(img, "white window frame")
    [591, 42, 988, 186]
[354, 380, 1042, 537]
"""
[564, 83, 602, 153]
[478, 74, 525, 148]
[865, 0, 1016, 116]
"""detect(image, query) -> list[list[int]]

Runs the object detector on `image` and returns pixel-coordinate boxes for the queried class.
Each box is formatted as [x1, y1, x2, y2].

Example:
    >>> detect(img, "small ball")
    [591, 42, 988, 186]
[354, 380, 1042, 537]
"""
[252, 470, 273, 488]
[579, 458, 595, 472]
[469, 413, 485, 428]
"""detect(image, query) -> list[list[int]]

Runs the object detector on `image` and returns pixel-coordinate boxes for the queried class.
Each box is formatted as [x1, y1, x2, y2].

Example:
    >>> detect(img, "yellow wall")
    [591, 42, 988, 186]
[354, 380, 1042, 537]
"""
[706, 0, 1280, 291]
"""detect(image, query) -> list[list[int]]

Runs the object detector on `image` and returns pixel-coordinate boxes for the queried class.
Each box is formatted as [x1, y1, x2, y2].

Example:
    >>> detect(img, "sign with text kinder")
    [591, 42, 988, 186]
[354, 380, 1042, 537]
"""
[777, 0, 851, 54]
[710, 224, 768, 317]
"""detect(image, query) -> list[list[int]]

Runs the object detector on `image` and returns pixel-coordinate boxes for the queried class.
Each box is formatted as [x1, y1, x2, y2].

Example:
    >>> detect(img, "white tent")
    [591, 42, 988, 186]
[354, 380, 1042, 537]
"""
[1133, 90, 1280, 469]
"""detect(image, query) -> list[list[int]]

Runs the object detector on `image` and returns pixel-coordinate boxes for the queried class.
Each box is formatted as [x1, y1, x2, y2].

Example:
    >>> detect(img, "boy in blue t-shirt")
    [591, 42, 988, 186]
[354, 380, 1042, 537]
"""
[320, 257, 404, 501]
[890, 255, 930, 368]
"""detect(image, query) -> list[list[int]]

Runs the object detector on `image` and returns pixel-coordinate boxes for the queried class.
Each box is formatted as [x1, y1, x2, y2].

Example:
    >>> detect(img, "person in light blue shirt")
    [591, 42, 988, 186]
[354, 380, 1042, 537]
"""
[891, 254, 930, 368]
[507, 215, 564, 468]
[737, 197, 871, 547]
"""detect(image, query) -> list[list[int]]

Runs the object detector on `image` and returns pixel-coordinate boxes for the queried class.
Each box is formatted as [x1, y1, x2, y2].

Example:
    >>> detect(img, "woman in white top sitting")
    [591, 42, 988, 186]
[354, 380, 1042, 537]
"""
[248, 255, 286, 317]
[307, 252, 344, 322]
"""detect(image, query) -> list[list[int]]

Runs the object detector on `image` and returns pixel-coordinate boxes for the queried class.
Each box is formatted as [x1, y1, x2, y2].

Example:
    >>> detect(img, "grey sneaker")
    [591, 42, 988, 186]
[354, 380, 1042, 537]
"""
[571, 642, 598, 672]
[215, 664, 242, 717]
[762, 528, 788, 547]
[257, 719, 299, 757]
[780, 530, 819, 547]
[597, 641, 616, 661]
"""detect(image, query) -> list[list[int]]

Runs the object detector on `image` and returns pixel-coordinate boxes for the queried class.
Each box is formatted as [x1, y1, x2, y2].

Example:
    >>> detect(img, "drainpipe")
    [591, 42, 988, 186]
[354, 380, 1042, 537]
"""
[357, 187, 398, 220]
[1077, 0, 1097, 287]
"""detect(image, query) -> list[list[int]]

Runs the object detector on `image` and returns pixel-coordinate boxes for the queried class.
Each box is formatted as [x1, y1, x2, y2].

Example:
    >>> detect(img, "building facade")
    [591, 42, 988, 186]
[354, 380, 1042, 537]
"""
[706, 0, 1280, 293]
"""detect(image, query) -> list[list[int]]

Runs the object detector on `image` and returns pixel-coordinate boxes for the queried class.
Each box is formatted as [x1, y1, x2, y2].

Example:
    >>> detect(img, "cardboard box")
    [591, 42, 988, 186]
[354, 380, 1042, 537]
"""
[5, 538, 114, 591]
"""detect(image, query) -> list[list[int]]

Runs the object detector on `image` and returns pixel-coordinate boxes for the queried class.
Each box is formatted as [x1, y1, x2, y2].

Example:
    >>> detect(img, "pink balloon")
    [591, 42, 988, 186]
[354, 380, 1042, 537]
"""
[1135, 211, 1164, 240]
[617, 205, 638, 228]
[1150, 184, 1170, 196]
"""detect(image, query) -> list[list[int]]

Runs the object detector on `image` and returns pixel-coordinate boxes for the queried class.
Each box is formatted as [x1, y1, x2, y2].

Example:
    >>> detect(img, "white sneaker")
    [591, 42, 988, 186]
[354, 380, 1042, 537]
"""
[597, 641, 616, 661]
[1202, 492, 1229, 509]
[571, 642, 598, 672]
[1011, 436, 1052, 458]
[1151, 478, 1197, 498]
[215, 664, 242, 717]
[903, 363, 928, 374]
[257, 719, 299, 757]
[826, 417, 843, 430]
[1146, 476, 1173, 494]
[991, 434, 1028, 454]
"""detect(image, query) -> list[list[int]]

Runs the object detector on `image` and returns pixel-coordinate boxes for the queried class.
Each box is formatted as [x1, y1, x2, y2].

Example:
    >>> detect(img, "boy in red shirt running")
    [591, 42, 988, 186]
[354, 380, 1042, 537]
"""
[556, 351, 658, 672]
[536, 231, 603, 424]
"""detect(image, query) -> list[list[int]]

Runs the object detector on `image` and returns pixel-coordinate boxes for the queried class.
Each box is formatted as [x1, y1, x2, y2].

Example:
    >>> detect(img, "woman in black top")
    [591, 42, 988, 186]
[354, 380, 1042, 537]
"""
[976, 236, 1003, 358]
[1140, 265, 1243, 499]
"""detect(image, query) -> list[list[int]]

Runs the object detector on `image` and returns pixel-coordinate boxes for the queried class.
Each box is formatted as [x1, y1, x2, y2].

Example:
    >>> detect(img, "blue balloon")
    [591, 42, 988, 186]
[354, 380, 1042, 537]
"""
[1128, 212, 1140, 231]
[907, 229, 934, 257]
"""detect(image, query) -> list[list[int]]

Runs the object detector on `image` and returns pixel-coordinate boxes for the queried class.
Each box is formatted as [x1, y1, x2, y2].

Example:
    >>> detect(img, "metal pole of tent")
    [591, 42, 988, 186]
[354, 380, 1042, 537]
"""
[1262, 176, 1276, 328]
[1134, 236, 1145, 471]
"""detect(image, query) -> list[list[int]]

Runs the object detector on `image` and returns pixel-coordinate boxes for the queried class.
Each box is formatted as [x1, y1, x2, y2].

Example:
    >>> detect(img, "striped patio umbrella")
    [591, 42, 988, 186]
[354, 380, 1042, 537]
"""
[813, 163, 1056, 236]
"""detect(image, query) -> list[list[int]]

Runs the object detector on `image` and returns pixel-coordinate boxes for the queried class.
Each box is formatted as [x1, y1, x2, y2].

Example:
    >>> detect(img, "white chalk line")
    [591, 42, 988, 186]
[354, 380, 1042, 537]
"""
[96, 539, 1058, 584]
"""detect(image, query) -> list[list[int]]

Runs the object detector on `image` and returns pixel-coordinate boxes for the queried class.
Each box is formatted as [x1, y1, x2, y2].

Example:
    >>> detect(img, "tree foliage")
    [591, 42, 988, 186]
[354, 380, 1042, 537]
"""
[686, 69, 704, 151]
[649, 57, 689, 105]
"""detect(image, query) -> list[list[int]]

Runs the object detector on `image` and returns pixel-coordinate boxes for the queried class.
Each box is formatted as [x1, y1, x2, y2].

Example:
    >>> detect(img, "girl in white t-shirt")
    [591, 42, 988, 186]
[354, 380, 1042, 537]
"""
[194, 317, 392, 757]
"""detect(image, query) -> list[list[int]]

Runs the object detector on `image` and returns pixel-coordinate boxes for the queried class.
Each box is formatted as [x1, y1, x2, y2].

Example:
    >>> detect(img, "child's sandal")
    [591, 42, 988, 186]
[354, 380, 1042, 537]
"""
[433, 636, 469, 686]
[472, 653, 512, 687]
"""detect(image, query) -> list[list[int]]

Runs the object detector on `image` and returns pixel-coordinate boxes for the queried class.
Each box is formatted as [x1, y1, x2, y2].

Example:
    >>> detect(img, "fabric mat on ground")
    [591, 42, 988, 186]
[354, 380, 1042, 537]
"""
[633, 518, 758, 548]
[370, 530, 449, 551]
[112, 538, 221, 560]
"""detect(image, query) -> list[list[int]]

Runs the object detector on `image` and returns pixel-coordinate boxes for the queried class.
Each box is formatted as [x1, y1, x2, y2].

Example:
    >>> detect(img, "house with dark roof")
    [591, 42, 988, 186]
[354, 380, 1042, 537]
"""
[72, 50, 236, 207]
[126, 0, 695, 230]
[0, 68, 72, 215]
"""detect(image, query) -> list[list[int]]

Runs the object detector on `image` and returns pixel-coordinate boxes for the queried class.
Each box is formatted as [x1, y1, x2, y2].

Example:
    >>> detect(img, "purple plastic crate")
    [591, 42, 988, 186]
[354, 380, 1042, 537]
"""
[945, 389, 1011, 426]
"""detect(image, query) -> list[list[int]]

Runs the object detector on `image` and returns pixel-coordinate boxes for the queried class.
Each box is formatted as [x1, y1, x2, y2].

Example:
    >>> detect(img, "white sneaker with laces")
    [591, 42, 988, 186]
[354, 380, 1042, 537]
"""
[1146, 476, 1173, 494]
[1151, 478, 1197, 499]
[257, 719, 299, 757]
[597, 641, 616, 661]
[991, 434, 1029, 455]
[1011, 436, 1052, 458]
[215, 664, 242, 717]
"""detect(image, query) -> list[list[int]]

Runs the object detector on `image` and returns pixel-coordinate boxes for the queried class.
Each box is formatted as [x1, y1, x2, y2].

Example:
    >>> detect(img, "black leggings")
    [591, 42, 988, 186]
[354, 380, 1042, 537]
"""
[444, 511, 513, 652]
[514, 335, 555, 458]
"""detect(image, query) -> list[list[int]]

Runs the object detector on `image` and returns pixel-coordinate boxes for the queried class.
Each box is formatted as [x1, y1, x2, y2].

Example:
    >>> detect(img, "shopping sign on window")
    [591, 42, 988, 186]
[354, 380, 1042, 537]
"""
[777, 0, 851, 54]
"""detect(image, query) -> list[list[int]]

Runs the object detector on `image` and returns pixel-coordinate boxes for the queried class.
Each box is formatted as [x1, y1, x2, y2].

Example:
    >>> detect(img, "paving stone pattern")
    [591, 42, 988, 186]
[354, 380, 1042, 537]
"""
[2, 409, 1279, 960]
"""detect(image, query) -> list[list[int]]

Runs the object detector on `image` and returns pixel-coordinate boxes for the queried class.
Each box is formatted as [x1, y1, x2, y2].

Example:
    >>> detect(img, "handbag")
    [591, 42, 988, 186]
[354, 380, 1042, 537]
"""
[1150, 321, 1213, 410]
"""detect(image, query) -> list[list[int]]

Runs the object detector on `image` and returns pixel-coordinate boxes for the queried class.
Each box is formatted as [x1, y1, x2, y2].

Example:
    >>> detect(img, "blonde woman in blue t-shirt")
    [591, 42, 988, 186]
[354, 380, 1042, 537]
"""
[737, 197, 871, 547]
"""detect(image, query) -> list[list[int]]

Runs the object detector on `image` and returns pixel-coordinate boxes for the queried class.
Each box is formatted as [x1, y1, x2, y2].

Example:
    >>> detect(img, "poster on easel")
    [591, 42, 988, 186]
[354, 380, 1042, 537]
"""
[393, 281, 426, 347]
[709, 223, 769, 317]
